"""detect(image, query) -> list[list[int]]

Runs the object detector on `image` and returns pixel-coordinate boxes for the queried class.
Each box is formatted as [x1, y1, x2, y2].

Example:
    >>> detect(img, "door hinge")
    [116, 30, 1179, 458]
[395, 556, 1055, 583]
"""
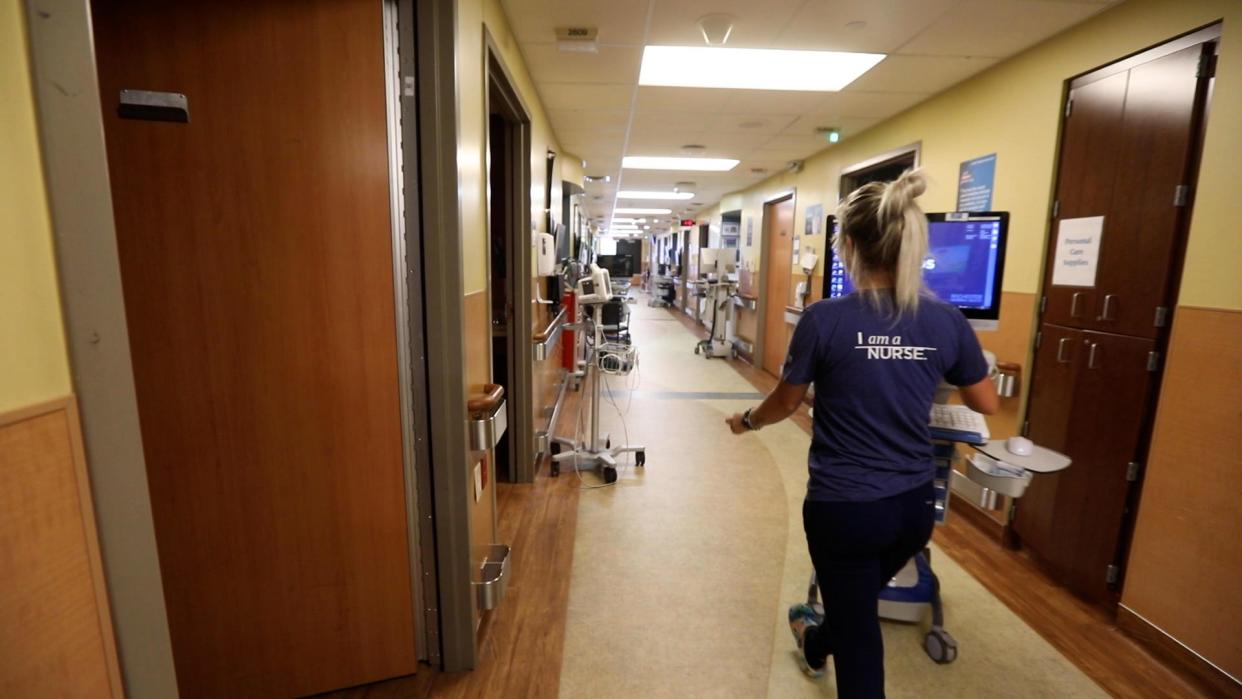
[1197, 52, 1217, 79]
[1106, 564, 1121, 585]
[1064, 99, 1073, 118]
[1051, 200, 1060, 219]
[1146, 351, 1161, 372]
[1174, 185, 1191, 207]
[1154, 306, 1169, 327]
[1126, 461, 1141, 482]
[1022, 420, 1030, 437]
[1034, 331, 1043, 350]
[1040, 295, 1048, 315]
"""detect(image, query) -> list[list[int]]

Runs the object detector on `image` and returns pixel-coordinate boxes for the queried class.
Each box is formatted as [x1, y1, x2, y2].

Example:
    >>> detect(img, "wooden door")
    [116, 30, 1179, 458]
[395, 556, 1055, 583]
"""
[1092, 45, 1206, 338]
[1041, 71, 1126, 329]
[1013, 324, 1082, 559]
[91, 1, 417, 696]
[762, 197, 795, 376]
[1021, 32, 1215, 604]
[1019, 331, 1158, 602]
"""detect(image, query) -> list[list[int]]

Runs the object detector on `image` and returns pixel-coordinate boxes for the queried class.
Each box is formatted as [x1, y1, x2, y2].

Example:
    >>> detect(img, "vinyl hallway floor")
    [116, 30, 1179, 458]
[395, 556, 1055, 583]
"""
[327, 293, 1209, 699]
[556, 299, 1105, 698]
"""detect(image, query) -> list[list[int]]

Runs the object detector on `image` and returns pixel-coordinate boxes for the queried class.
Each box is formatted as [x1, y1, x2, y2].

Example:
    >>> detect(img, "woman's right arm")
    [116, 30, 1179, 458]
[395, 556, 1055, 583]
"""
[959, 377, 998, 415]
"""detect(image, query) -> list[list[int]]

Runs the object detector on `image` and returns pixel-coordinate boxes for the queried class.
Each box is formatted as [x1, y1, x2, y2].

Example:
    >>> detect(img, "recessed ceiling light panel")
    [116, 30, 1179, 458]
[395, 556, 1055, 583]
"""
[618, 190, 695, 200]
[639, 46, 884, 92]
[615, 207, 673, 215]
[623, 156, 739, 172]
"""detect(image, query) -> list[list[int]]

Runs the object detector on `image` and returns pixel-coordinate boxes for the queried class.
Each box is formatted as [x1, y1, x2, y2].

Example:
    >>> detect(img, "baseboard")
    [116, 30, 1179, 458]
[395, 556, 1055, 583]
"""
[949, 491, 1007, 544]
[1117, 605, 1242, 698]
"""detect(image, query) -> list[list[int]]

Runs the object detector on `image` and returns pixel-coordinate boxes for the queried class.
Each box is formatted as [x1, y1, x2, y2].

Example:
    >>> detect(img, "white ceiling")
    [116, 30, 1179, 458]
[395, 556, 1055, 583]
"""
[501, 0, 1120, 233]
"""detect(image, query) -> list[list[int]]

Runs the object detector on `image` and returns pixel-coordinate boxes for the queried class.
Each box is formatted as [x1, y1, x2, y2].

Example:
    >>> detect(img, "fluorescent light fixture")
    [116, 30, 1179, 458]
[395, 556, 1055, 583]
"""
[639, 45, 885, 92]
[623, 156, 738, 172]
[618, 190, 695, 200]
[615, 207, 673, 215]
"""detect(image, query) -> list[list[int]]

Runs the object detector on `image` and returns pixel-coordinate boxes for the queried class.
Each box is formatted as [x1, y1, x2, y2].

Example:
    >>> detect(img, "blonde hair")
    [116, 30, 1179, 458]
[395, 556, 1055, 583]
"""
[833, 168, 928, 318]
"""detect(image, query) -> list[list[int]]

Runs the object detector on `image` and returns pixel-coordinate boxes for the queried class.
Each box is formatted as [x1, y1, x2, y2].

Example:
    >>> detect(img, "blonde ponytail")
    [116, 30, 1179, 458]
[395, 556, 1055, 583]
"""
[834, 168, 929, 319]
[879, 169, 928, 316]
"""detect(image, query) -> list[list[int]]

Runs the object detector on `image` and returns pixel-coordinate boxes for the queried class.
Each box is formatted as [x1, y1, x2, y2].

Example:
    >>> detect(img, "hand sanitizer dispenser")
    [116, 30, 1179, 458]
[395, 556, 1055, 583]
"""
[533, 231, 556, 277]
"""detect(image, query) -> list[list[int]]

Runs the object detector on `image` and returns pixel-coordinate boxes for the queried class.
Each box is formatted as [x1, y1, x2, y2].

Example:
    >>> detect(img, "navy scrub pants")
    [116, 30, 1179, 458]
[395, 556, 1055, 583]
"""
[801, 480, 937, 698]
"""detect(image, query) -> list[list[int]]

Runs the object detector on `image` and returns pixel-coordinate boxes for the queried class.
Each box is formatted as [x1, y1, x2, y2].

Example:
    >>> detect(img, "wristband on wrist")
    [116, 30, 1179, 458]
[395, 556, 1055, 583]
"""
[742, 408, 759, 431]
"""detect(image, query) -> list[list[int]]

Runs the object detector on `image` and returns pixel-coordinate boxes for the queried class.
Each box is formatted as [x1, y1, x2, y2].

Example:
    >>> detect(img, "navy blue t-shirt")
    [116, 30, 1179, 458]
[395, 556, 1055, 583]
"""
[782, 293, 989, 502]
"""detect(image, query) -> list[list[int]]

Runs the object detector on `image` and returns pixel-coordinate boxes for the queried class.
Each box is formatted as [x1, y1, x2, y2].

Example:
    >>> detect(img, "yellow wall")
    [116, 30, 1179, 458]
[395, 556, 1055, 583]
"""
[701, 0, 1240, 311]
[457, 0, 579, 296]
[0, 4, 70, 413]
[696, 0, 1242, 676]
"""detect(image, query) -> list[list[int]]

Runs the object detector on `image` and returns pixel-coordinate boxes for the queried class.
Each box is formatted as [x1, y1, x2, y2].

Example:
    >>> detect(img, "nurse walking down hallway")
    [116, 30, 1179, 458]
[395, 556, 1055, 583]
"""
[727, 170, 999, 698]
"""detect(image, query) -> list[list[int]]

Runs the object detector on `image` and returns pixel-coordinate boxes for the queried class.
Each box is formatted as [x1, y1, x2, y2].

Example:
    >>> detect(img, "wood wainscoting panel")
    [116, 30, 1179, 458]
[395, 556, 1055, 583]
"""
[1, 397, 122, 698]
[1121, 306, 1242, 686]
[465, 290, 493, 393]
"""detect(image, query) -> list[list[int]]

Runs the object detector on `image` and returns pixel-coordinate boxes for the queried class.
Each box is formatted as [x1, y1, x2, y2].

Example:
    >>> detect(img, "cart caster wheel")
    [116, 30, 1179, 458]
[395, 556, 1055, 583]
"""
[550, 442, 562, 456]
[636, 450, 645, 467]
[694, 345, 701, 355]
[605, 438, 611, 449]
[551, 463, 560, 477]
[924, 629, 957, 664]
[603, 466, 618, 484]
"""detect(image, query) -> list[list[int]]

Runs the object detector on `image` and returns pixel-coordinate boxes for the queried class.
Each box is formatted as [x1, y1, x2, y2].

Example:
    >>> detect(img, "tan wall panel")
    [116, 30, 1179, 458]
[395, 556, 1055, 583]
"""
[464, 290, 492, 393]
[0, 398, 122, 698]
[1121, 306, 1242, 680]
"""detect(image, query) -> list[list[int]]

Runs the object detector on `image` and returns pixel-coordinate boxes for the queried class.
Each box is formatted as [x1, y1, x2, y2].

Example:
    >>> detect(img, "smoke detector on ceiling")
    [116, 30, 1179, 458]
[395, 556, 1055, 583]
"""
[697, 14, 736, 45]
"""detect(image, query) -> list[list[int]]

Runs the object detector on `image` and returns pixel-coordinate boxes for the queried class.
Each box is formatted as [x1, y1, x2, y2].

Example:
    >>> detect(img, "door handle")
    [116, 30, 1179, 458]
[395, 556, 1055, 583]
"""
[1087, 342, 1099, 369]
[1057, 337, 1072, 364]
[1099, 294, 1117, 321]
[1070, 292, 1085, 318]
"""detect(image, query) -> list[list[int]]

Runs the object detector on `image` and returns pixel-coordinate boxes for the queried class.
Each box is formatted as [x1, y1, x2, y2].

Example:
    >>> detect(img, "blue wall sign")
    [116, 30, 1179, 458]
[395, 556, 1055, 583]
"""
[957, 153, 997, 212]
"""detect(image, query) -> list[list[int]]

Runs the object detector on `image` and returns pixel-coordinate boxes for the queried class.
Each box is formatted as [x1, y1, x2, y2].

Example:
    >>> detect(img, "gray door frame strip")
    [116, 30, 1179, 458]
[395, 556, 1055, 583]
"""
[414, 0, 479, 672]
[24, 1, 180, 695]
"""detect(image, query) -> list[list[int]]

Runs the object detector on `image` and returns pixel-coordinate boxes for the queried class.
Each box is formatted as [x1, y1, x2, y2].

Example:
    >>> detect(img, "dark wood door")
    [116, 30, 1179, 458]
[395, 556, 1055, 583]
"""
[1019, 330, 1157, 603]
[1013, 324, 1082, 559]
[91, 1, 417, 696]
[1021, 33, 1215, 605]
[1092, 45, 1206, 338]
[1041, 71, 1127, 329]
[762, 197, 795, 376]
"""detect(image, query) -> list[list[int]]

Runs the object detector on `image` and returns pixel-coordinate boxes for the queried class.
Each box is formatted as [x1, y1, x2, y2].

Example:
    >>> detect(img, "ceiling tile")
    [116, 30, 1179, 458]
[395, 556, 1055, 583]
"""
[636, 85, 736, 114]
[500, 0, 648, 45]
[630, 111, 712, 133]
[775, 0, 960, 52]
[521, 44, 643, 85]
[645, 0, 807, 48]
[703, 113, 800, 135]
[719, 89, 833, 115]
[806, 90, 928, 119]
[846, 55, 999, 94]
[549, 109, 631, 133]
[899, 0, 1116, 57]
[538, 82, 635, 112]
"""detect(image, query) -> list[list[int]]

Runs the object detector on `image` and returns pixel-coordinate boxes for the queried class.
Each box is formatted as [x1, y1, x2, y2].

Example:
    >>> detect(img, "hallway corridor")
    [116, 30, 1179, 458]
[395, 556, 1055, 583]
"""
[556, 296, 1104, 698]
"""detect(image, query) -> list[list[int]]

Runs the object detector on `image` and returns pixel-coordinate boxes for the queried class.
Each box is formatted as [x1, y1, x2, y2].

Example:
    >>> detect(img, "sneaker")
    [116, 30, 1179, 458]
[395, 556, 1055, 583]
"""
[788, 604, 827, 678]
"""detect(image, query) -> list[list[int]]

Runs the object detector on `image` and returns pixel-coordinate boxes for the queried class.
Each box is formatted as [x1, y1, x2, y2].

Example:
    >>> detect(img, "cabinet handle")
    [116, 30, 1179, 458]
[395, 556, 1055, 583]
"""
[1070, 292, 1085, 318]
[1087, 342, 1099, 369]
[1100, 294, 1117, 321]
[1057, 337, 1072, 364]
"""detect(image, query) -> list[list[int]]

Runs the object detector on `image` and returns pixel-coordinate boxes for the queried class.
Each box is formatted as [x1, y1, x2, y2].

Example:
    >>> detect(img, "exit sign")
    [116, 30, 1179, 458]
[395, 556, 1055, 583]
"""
[680, 219, 697, 227]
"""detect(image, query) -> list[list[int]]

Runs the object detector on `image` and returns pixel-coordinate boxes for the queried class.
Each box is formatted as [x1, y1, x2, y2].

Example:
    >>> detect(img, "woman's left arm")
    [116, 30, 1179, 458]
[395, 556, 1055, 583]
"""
[727, 381, 810, 434]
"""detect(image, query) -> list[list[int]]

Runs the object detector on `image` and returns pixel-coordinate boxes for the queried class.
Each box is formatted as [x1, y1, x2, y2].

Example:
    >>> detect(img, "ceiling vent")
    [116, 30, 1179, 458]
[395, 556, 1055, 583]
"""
[555, 26, 599, 53]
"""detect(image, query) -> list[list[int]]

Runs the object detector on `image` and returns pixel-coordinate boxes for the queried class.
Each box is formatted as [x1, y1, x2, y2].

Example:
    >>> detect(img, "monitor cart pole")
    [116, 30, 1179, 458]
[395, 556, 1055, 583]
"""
[550, 301, 645, 483]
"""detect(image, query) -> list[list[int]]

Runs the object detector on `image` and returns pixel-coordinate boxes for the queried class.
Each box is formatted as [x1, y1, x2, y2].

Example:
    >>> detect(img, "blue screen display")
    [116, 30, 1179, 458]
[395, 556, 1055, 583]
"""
[828, 218, 1002, 312]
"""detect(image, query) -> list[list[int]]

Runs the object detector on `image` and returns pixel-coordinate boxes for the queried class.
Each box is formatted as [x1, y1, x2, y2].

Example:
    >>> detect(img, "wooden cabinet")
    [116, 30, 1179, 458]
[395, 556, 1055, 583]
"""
[1018, 37, 1216, 605]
